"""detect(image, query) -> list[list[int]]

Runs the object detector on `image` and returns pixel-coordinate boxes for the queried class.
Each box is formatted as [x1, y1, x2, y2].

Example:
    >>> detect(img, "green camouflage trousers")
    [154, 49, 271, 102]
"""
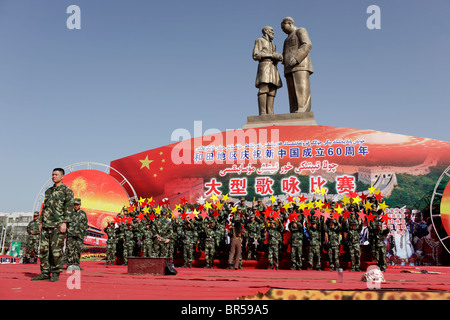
[25, 238, 40, 259]
[142, 239, 153, 257]
[154, 240, 170, 258]
[290, 244, 303, 270]
[183, 242, 195, 266]
[123, 240, 134, 264]
[268, 244, 279, 269]
[327, 245, 340, 270]
[106, 241, 116, 264]
[349, 244, 361, 270]
[66, 236, 84, 266]
[204, 240, 215, 267]
[308, 245, 321, 270]
[374, 245, 387, 271]
[39, 227, 66, 274]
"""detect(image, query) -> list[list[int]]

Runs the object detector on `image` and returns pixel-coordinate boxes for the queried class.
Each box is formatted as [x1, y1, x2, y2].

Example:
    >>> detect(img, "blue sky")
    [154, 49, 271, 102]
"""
[0, 0, 449, 212]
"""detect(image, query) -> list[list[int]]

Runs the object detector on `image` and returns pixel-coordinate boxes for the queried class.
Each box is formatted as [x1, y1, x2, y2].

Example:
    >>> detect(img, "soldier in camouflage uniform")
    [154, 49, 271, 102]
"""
[32, 168, 74, 282]
[267, 220, 283, 270]
[153, 210, 174, 258]
[24, 211, 40, 264]
[66, 198, 88, 269]
[237, 198, 249, 216]
[182, 220, 197, 268]
[245, 213, 261, 260]
[324, 218, 341, 271]
[252, 199, 266, 214]
[346, 219, 362, 271]
[123, 224, 134, 265]
[142, 223, 154, 257]
[203, 218, 216, 268]
[132, 220, 144, 256]
[289, 220, 304, 270]
[370, 220, 390, 271]
[104, 221, 117, 265]
[306, 220, 322, 270]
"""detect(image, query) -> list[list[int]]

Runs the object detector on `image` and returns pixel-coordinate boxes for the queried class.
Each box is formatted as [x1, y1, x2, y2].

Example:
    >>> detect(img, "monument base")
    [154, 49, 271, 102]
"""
[127, 257, 172, 275]
[243, 112, 317, 128]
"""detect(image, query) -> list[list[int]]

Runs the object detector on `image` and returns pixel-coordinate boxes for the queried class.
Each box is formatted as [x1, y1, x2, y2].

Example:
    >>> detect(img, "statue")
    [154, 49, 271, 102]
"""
[281, 17, 313, 113]
[252, 26, 283, 115]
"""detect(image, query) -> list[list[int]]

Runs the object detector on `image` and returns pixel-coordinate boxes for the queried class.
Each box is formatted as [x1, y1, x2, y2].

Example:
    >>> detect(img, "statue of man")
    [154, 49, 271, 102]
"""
[281, 17, 313, 113]
[253, 26, 283, 115]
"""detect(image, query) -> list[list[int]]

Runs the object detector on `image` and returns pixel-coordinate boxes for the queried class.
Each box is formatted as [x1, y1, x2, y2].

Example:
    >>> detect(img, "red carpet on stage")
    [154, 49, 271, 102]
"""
[1, 261, 449, 300]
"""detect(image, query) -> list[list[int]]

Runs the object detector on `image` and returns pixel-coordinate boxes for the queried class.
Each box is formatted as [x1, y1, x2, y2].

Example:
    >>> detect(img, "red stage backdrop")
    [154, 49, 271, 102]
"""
[63, 169, 130, 237]
[110, 126, 450, 213]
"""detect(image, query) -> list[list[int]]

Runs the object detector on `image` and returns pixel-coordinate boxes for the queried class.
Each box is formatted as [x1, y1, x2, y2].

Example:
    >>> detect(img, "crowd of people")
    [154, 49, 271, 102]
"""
[27, 168, 444, 283]
[103, 191, 441, 272]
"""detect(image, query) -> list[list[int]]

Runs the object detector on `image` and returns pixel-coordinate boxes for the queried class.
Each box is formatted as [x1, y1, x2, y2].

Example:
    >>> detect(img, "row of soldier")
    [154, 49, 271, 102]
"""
[105, 196, 391, 271]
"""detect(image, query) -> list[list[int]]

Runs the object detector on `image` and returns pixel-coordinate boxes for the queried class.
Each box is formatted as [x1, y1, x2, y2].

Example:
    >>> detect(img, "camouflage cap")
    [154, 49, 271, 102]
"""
[33, 211, 40, 216]
[74, 198, 81, 204]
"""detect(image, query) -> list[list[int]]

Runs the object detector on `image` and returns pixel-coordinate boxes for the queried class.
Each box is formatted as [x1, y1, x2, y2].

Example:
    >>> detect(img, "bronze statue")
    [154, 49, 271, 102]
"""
[281, 17, 313, 113]
[253, 26, 283, 115]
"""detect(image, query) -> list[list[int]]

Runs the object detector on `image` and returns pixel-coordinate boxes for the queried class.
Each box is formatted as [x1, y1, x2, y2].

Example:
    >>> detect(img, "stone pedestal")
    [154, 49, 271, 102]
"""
[243, 112, 317, 129]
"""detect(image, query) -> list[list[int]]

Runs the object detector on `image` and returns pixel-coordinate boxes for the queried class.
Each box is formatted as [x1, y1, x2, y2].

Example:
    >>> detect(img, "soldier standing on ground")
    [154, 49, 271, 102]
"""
[66, 198, 88, 270]
[24, 211, 40, 264]
[32, 168, 74, 282]
[105, 221, 117, 265]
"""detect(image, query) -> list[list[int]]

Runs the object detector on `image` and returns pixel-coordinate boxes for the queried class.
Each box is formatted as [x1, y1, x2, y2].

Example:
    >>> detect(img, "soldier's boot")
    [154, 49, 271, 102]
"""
[31, 273, 50, 281]
[50, 273, 60, 282]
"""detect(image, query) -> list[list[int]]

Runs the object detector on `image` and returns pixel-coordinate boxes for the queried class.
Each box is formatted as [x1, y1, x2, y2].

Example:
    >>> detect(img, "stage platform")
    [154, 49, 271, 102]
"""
[1, 260, 449, 300]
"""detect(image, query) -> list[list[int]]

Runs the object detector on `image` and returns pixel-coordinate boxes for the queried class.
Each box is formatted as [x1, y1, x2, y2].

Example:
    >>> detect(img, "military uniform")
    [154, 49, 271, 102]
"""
[66, 198, 88, 268]
[267, 222, 283, 269]
[132, 221, 144, 256]
[142, 224, 154, 257]
[346, 219, 362, 271]
[33, 182, 74, 281]
[105, 223, 117, 265]
[25, 212, 40, 263]
[123, 226, 134, 265]
[237, 199, 249, 216]
[182, 221, 197, 268]
[307, 222, 322, 270]
[370, 221, 390, 271]
[203, 220, 216, 268]
[153, 214, 174, 258]
[245, 216, 261, 260]
[289, 221, 304, 270]
[324, 219, 341, 271]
